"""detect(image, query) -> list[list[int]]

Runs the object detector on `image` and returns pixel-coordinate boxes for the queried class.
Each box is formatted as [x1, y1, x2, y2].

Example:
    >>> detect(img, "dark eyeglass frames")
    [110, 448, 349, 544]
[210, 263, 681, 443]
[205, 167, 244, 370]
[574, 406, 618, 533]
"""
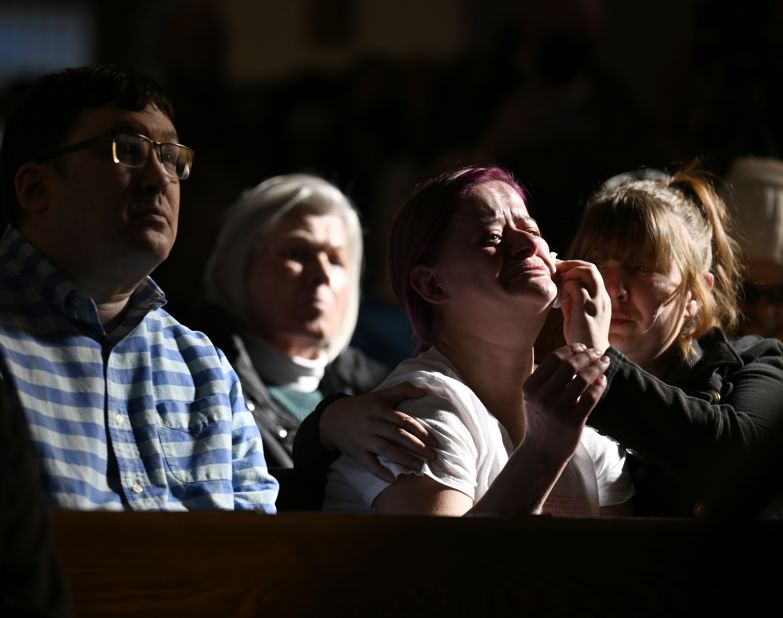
[36, 132, 194, 180]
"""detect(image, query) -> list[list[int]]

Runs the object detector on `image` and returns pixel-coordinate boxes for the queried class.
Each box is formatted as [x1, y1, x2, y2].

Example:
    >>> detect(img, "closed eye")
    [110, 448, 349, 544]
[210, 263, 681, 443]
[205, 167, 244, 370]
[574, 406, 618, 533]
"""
[280, 246, 313, 262]
[328, 252, 346, 267]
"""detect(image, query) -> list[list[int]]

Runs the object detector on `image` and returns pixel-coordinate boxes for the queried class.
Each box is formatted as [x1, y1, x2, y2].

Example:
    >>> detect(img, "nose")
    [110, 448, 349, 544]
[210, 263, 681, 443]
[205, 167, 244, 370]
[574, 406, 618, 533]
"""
[603, 265, 628, 301]
[506, 228, 539, 257]
[140, 148, 175, 193]
[309, 253, 331, 285]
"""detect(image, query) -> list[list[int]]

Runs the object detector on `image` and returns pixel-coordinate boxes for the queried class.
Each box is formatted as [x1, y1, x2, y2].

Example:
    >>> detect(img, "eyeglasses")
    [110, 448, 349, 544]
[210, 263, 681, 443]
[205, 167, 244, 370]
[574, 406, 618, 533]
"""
[36, 132, 194, 180]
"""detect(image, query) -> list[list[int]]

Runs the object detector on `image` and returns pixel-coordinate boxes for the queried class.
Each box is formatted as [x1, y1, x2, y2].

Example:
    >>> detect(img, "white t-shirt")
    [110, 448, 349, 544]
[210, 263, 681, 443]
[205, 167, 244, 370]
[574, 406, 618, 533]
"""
[324, 347, 633, 516]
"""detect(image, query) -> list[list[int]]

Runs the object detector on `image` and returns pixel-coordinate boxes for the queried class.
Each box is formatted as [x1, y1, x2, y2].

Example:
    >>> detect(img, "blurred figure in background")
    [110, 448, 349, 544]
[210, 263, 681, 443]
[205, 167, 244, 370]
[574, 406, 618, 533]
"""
[196, 174, 389, 468]
[0, 370, 70, 617]
[724, 156, 783, 340]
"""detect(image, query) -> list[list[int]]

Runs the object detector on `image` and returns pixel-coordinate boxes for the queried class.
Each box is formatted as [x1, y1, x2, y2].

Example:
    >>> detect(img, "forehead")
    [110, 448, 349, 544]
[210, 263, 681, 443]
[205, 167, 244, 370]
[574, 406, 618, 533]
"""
[456, 180, 531, 225]
[274, 209, 348, 243]
[67, 104, 178, 142]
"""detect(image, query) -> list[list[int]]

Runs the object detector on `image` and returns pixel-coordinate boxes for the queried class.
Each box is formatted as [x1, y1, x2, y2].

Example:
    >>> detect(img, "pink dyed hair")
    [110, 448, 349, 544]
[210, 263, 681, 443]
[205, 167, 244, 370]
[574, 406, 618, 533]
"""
[388, 165, 526, 353]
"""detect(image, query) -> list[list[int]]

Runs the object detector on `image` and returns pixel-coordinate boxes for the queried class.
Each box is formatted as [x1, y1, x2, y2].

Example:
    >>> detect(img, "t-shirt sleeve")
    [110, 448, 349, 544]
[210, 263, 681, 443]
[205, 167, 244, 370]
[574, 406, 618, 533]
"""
[380, 379, 480, 499]
[328, 375, 481, 511]
[581, 425, 635, 507]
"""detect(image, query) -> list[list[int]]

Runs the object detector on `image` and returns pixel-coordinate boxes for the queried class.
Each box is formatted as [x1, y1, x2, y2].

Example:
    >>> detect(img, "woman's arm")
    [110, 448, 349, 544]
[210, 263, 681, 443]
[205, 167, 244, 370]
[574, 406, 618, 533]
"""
[373, 345, 610, 516]
[593, 335, 783, 486]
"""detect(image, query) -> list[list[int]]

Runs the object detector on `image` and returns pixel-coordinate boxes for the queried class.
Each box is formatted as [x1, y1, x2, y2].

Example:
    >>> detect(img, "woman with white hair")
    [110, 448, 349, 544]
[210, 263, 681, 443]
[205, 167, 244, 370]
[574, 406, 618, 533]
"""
[196, 174, 389, 468]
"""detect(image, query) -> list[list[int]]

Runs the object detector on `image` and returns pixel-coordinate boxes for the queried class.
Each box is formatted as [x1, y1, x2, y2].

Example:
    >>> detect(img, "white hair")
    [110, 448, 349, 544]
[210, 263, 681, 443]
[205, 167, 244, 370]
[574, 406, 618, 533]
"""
[202, 174, 363, 362]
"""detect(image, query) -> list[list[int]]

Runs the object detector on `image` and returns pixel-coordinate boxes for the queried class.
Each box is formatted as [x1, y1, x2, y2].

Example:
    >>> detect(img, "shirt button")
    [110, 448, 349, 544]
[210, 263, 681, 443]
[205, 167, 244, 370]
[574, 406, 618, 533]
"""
[131, 483, 144, 494]
[114, 414, 124, 426]
[246, 401, 256, 412]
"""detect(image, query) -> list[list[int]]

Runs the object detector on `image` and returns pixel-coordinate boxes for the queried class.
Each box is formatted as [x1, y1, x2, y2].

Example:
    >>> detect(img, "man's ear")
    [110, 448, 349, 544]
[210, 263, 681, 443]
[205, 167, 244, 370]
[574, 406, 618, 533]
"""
[15, 163, 50, 215]
[410, 265, 448, 304]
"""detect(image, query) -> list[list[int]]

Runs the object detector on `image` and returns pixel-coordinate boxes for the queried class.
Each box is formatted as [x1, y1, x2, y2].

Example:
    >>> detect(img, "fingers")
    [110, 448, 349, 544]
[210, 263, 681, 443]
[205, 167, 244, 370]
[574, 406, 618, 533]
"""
[364, 413, 438, 458]
[525, 344, 610, 407]
[556, 263, 611, 351]
[557, 273, 602, 312]
[554, 258, 600, 280]
[376, 381, 428, 405]
[571, 374, 608, 419]
[357, 433, 428, 482]
[373, 382, 438, 449]
[560, 352, 610, 402]
[526, 343, 588, 387]
[394, 411, 438, 448]
[356, 451, 395, 483]
[554, 260, 607, 304]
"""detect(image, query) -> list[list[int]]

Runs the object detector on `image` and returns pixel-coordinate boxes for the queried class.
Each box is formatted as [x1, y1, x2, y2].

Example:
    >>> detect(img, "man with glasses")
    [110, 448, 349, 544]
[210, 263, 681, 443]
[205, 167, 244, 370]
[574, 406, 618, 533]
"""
[0, 65, 278, 511]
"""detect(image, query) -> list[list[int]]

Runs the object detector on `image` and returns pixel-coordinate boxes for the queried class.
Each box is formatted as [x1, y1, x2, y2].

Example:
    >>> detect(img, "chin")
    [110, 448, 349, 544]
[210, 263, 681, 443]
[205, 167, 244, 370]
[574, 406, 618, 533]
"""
[296, 320, 330, 342]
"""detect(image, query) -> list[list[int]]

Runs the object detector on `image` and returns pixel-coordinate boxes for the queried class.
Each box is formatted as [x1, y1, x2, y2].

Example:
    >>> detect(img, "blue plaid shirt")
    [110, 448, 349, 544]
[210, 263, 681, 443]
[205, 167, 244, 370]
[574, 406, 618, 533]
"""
[0, 226, 278, 512]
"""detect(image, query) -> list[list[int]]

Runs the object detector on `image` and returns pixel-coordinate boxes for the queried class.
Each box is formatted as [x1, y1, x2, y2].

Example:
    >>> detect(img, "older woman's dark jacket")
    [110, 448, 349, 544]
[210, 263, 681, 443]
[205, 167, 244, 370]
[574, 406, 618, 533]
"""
[189, 303, 389, 468]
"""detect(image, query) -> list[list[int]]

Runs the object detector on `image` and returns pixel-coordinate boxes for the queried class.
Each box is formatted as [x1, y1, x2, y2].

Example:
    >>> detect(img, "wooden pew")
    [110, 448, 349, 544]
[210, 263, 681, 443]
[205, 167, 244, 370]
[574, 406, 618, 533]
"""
[48, 510, 780, 617]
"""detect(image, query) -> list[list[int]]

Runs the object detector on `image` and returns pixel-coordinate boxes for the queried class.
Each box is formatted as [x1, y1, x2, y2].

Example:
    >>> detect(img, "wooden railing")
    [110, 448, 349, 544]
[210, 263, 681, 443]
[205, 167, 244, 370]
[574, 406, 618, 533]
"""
[48, 509, 780, 617]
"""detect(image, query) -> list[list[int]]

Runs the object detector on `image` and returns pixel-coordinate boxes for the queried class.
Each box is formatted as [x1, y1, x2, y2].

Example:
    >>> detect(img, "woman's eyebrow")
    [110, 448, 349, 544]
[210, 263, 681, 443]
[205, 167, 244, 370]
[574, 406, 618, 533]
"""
[513, 214, 538, 227]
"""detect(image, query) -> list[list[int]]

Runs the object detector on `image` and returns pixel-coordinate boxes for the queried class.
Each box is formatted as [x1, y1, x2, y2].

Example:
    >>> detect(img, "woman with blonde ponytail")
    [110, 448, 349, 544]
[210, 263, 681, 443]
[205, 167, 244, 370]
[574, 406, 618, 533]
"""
[295, 163, 783, 518]
[568, 164, 783, 516]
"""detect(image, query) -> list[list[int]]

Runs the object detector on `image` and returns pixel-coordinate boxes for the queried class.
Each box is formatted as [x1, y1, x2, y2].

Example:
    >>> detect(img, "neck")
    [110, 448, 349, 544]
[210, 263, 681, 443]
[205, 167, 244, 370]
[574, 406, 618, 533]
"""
[64, 265, 147, 326]
[20, 224, 146, 325]
[252, 328, 323, 360]
[436, 328, 537, 446]
[242, 333, 328, 390]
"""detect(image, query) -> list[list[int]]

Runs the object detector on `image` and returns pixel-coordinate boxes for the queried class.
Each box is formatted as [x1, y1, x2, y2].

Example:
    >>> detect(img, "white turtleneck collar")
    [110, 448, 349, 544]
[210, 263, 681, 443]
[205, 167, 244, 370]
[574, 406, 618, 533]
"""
[241, 332, 328, 392]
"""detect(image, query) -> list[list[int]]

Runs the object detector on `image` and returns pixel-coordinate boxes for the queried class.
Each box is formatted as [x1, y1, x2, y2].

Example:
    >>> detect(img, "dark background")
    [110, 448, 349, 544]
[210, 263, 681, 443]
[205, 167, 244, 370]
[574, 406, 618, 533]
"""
[2, 0, 782, 323]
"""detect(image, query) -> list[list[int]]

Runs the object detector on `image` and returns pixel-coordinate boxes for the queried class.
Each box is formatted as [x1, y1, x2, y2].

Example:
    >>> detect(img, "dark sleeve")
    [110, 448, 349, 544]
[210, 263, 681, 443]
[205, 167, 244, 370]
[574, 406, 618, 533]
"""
[0, 378, 72, 618]
[591, 343, 783, 488]
[292, 393, 349, 484]
[321, 347, 390, 396]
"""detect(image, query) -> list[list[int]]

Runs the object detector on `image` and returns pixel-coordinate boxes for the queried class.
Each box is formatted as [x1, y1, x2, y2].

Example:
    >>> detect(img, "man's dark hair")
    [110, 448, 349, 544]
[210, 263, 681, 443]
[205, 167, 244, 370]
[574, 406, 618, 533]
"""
[0, 65, 174, 226]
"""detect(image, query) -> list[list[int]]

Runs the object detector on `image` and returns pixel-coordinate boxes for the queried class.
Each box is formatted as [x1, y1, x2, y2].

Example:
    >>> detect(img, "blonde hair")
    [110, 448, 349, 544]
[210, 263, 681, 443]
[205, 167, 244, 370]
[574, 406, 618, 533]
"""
[569, 164, 744, 360]
[202, 174, 363, 362]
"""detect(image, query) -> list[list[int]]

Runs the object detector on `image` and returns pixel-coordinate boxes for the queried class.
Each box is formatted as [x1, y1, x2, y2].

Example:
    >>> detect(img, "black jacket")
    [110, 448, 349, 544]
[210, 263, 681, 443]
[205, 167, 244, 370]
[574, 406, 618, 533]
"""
[234, 337, 388, 468]
[594, 328, 783, 516]
[188, 303, 389, 468]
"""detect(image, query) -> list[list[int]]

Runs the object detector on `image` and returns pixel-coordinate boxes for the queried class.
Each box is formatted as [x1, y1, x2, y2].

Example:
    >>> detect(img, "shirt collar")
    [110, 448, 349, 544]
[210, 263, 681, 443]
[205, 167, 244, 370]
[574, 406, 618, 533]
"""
[1, 225, 166, 341]
[664, 327, 741, 385]
[241, 332, 327, 392]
